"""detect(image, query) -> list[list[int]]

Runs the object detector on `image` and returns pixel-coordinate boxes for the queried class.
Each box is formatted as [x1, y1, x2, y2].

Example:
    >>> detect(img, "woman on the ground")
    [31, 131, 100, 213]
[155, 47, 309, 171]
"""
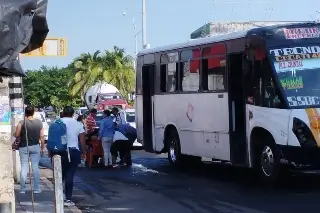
[15, 106, 45, 194]
[98, 110, 115, 167]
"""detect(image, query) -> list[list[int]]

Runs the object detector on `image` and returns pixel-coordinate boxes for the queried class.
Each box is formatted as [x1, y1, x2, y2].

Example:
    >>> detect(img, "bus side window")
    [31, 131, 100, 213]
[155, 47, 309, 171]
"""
[261, 59, 283, 108]
[180, 49, 200, 92]
[202, 56, 226, 91]
[160, 53, 178, 93]
[201, 44, 226, 92]
[160, 64, 167, 92]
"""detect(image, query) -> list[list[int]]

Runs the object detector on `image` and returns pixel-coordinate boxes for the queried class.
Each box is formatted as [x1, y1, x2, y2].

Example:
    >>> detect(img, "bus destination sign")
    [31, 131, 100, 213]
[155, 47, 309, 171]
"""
[283, 27, 320, 40]
[270, 46, 320, 62]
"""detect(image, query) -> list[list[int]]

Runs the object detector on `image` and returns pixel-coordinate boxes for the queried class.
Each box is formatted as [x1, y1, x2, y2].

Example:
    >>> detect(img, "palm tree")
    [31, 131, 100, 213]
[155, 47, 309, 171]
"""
[68, 46, 135, 102]
[101, 46, 135, 99]
[68, 50, 103, 100]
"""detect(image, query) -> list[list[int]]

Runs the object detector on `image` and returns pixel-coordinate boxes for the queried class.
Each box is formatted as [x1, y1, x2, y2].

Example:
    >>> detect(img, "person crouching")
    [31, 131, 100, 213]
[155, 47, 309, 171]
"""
[111, 123, 137, 166]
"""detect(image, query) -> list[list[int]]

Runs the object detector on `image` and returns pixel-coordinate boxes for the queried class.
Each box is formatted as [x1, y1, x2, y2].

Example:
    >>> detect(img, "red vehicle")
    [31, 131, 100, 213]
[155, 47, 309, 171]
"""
[96, 99, 128, 111]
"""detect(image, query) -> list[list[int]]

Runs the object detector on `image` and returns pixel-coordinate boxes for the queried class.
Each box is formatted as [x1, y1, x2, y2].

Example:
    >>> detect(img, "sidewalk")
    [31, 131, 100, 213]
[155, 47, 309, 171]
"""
[15, 166, 82, 213]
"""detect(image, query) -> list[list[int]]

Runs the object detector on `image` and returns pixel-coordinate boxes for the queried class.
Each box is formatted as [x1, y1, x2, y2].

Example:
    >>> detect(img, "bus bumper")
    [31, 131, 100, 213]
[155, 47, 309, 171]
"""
[278, 145, 320, 170]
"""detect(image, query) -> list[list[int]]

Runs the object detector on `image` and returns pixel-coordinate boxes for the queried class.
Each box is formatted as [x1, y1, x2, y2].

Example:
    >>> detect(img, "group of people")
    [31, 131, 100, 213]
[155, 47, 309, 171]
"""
[85, 107, 137, 168]
[13, 105, 136, 207]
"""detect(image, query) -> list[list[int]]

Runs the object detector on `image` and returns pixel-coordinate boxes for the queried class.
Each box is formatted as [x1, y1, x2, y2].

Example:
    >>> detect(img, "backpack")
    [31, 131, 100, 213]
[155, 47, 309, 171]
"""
[47, 119, 67, 152]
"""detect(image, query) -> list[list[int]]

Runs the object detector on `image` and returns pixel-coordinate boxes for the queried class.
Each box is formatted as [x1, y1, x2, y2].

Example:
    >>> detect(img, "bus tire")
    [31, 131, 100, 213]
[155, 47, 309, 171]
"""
[166, 129, 201, 167]
[255, 136, 280, 184]
[166, 129, 183, 166]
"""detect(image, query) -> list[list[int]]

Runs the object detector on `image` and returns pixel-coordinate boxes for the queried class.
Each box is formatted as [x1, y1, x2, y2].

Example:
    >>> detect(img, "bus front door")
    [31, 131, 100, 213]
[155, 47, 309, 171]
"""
[142, 65, 155, 152]
[228, 53, 247, 166]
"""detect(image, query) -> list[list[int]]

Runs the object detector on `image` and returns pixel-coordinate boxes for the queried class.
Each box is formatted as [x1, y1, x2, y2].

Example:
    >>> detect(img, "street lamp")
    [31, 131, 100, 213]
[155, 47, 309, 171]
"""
[132, 18, 142, 56]
[123, 0, 149, 50]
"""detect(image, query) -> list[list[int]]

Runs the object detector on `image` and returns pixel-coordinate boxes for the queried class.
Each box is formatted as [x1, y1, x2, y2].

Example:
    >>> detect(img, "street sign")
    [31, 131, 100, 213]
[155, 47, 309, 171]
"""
[21, 37, 66, 56]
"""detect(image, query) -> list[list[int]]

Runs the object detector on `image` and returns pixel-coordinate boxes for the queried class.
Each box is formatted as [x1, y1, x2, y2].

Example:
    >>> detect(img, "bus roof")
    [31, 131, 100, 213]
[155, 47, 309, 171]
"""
[138, 22, 318, 56]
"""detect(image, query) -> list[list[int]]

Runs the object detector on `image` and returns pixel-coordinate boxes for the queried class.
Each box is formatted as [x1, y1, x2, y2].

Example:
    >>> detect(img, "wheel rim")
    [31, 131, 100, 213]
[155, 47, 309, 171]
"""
[169, 139, 177, 162]
[260, 146, 274, 177]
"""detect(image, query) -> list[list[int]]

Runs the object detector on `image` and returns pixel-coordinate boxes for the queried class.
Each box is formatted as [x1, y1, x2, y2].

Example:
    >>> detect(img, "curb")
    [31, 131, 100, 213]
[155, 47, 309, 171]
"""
[40, 171, 82, 213]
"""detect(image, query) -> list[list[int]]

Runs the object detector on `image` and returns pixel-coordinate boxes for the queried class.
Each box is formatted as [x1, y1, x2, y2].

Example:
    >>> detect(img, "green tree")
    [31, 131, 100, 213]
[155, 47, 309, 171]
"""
[23, 66, 82, 110]
[68, 46, 135, 102]
[68, 51, 104, 99]
[102, 46, 135, 99]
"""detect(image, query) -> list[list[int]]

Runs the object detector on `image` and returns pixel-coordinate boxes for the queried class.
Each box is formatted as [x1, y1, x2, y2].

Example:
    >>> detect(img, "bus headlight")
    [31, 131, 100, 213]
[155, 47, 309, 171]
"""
[292, 117, 317, 148]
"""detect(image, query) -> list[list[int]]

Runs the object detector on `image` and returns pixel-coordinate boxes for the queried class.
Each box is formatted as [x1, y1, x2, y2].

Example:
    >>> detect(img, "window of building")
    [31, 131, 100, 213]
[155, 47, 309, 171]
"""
[201, 43, 226, 91]
[160, 53, 178, 92]
[180, 49, 200, 92]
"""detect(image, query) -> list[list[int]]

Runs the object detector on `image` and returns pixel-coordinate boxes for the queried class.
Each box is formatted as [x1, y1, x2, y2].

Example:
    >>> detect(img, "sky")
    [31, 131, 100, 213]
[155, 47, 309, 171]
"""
[20, 0, 319, 70]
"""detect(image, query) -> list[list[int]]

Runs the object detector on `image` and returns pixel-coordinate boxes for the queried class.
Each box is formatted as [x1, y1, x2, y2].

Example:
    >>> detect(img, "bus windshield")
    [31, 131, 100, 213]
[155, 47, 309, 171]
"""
[269, 45, 320, 108]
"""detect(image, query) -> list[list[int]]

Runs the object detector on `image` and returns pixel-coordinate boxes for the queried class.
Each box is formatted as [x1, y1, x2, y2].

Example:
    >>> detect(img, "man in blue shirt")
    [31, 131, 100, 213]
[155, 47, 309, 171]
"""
[98, 110, 115, 167]
[117, 123, 137, 142]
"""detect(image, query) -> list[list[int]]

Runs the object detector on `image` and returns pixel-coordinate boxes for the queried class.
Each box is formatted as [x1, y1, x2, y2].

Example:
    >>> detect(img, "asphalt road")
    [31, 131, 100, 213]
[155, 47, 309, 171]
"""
[41, 150, 320, 213]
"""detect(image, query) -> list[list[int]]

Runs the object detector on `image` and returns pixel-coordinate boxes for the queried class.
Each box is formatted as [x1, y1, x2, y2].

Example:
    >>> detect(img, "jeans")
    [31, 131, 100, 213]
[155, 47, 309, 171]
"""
[64, 148, 81, 200]
[101, 137, 113, 166]
[19, 145, 41, 191]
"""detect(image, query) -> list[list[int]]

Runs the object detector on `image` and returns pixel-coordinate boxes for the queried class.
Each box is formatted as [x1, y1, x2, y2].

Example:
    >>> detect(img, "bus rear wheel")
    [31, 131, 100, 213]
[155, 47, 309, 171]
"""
[167, 129, 182, 166]
[166, 129, 201, 167]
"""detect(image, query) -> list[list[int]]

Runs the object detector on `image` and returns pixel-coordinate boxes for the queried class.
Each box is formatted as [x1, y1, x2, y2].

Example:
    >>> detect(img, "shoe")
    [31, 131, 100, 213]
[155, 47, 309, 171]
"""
[19, 190, 26, 194]
[64, 200, 75, 207]
[34, 190, 42, 194]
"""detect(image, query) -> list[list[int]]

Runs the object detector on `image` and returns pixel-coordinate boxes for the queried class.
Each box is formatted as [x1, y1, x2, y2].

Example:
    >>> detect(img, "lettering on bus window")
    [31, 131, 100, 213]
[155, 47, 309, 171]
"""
[180, 49, 200, 92]
[270, 46, 320, 62]
[160, 53, 178, 93]
[280, 76, 304, 90]
[283, 28, 320, 40]
[287, 96, 320, 107]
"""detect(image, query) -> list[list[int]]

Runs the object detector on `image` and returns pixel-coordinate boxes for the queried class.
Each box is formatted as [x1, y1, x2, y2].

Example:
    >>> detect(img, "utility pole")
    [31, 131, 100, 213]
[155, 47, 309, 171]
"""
[142, 0, 147, 49]
[0, 77, 15, 213]
[9, 76, 23, 183]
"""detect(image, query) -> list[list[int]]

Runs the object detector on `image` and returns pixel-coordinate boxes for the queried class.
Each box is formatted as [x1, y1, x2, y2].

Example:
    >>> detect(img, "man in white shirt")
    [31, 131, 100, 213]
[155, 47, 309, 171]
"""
[61, 106, 86, 207]
[112, 107, 126, 125]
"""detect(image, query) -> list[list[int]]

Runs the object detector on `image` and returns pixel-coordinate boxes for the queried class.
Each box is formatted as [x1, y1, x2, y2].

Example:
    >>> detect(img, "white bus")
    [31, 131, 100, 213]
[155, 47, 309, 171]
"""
[135, 22, 320, 182]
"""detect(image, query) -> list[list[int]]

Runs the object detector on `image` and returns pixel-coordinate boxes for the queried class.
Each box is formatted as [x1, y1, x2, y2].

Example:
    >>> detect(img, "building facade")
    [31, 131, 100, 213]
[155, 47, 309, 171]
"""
[190, 21, 310, 39]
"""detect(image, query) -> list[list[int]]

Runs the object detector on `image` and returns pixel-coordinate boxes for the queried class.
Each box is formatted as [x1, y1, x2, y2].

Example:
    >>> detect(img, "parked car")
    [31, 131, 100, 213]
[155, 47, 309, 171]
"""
[123, 109, 142, 148]
[76, 107, 88, 116]
[34, 111, 49, 141]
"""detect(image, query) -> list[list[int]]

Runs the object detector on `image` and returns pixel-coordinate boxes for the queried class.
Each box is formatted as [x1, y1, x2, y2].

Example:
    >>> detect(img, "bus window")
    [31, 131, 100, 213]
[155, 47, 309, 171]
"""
[202, 56, 226, 91]
[180, 49, 200, 92]
[161, 53, 178, 93]
[201, 43, 226, 92]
